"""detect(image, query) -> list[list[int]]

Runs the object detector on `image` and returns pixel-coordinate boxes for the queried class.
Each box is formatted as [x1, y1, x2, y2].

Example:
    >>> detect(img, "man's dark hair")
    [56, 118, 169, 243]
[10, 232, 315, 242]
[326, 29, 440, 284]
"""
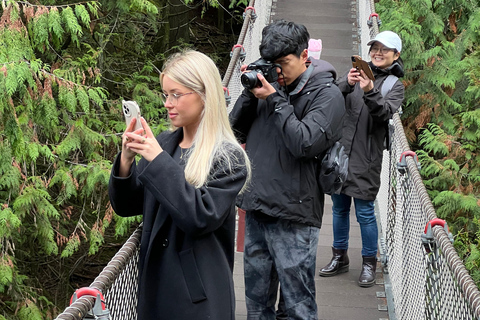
[259, 20, 310, 62]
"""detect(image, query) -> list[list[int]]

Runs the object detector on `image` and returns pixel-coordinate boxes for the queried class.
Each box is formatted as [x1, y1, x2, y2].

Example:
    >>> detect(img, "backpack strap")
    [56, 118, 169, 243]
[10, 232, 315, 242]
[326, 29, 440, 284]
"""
[380, 74, 399, 151]
[380, 74, 399, 98]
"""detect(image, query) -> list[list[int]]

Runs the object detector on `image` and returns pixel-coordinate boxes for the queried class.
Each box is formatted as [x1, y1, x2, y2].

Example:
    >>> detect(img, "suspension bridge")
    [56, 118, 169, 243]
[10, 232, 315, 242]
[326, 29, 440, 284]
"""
[55, 0, 480, 319]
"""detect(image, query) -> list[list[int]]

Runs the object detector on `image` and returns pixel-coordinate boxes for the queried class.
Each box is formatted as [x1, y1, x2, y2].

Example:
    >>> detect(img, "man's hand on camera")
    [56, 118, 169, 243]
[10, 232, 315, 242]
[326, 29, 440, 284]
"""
[250, 73, 276, 100]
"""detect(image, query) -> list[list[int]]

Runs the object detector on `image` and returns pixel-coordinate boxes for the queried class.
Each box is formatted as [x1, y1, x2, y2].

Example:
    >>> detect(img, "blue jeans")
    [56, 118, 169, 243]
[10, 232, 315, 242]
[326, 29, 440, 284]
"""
[332, 193, 378, 257]
[244, 212, 320, 320]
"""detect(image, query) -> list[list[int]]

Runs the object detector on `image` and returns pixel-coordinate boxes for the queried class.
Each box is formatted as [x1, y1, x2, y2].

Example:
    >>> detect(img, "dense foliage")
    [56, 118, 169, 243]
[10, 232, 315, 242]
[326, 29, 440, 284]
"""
[0, 0, 242, 319]
[377, 0, 480, 283]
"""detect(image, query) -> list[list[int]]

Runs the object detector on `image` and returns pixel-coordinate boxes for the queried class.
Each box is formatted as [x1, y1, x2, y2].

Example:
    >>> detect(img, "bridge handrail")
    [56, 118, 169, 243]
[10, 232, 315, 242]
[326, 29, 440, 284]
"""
[222, 0, 255, 88]
[55, 226, 142, 319]
[391, 112, 480, 318]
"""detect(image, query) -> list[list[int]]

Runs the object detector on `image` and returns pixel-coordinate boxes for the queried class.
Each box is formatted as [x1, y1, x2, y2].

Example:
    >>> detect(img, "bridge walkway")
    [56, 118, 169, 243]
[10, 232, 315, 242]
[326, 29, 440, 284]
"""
[234, 197, 389, 320]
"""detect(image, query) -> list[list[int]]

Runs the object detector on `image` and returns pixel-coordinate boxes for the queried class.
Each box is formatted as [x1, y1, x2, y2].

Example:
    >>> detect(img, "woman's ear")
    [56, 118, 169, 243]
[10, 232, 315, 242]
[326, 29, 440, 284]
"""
[394, 51, 401, 60]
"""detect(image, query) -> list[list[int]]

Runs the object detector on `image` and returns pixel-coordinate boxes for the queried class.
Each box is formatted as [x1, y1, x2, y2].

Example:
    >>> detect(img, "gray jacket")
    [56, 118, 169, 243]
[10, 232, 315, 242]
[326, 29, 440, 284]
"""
[336, 61, 405, 200]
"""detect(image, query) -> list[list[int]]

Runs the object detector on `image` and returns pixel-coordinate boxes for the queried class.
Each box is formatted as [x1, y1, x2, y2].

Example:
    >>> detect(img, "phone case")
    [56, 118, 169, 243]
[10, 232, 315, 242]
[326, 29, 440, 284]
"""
[122, 100, 143, 131]
[351, 55, 375, 81]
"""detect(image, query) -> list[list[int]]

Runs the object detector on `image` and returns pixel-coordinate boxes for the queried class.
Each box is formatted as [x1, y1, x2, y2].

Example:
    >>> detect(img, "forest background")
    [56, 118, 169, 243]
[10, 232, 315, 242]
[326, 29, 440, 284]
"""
[0, 0, 479, 319]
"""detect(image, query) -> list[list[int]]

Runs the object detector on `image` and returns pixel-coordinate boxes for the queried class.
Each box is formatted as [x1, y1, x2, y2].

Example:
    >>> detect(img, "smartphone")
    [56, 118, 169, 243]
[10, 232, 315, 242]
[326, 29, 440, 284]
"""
[122, 100, 143, 131]
[351, 55, 375, 81]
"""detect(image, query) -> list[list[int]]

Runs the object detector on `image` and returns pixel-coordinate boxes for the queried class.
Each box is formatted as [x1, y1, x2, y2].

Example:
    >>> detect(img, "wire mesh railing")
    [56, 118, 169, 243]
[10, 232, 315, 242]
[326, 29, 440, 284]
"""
[378, 111, 480, 320]
[224, 0, 273, 113]
[53, 0, 480, 319]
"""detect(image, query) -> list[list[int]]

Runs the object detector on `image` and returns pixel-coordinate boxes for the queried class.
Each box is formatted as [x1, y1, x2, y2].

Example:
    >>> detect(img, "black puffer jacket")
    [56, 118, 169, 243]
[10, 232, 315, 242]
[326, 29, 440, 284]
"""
[336, 60, 404, 201]
[230, 59, 345, 227]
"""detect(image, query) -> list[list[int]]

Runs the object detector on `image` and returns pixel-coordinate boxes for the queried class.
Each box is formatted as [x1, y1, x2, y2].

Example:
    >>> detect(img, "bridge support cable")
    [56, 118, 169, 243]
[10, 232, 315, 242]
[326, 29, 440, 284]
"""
[392, 111, 480, 319]
[222, 1, 255, 89]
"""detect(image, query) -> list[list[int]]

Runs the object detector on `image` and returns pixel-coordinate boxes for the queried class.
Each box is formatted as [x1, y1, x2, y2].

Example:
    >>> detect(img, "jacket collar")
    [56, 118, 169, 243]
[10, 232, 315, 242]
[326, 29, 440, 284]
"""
[288, 63, 315, 96]
[369, 60, 404, 78]
[160, 128, 184, 156]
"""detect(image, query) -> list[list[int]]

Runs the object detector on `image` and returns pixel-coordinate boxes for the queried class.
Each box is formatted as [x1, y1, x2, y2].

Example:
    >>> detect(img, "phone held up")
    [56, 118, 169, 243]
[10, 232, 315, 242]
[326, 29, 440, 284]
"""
[351, 55, 375, 81]
[122, 100, 143, 131]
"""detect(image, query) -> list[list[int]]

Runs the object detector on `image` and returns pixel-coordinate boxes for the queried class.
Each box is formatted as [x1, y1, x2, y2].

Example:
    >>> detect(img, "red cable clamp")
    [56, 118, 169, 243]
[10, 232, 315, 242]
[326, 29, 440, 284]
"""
[397, 151, 421, 174]
[230, 44, 246, 61]
[223, 87, 231, 106]
[367, 13, 382, 27]
[70, 287, 110, 319]
[243, 6, 257, 21]
[421, 218, 454, 253]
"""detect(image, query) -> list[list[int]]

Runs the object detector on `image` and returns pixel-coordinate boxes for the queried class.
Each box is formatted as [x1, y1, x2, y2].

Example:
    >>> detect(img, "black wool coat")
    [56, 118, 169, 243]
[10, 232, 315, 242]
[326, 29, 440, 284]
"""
[108, 129, 248, 320]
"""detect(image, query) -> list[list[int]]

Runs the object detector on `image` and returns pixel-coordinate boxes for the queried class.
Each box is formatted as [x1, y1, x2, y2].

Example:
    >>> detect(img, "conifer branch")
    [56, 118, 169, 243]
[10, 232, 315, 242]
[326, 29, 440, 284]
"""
[15, 0, 94, 9]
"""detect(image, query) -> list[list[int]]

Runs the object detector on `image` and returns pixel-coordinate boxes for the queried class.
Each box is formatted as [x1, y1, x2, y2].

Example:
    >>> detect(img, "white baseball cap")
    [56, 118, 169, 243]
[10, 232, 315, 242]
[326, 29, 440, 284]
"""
[367, 31, 402, 52]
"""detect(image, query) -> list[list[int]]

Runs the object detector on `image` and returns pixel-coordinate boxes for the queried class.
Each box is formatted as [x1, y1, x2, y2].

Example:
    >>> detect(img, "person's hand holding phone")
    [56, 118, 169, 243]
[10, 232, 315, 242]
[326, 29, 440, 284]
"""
[347, 67, 359, 86]
[123, 118, 163, 162]
[119, 117, 144, 176]
[358, 69, 374, 92]
[350, 56, 375, 92]
[347, 68, 374, 92]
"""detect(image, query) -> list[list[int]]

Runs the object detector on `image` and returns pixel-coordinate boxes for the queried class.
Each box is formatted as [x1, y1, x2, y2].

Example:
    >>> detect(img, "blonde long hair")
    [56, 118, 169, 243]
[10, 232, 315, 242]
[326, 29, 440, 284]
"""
[160, 50, 250, 189]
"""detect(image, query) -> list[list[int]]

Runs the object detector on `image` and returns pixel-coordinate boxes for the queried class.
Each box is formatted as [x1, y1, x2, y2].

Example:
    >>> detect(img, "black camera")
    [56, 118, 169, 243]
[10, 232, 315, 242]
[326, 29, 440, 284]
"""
[241, 58, 279, 89]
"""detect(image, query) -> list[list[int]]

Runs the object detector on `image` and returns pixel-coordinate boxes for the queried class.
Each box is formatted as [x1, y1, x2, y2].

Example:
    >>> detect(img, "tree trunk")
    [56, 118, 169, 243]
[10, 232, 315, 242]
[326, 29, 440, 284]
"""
[217, 0, 225, 33]
[167, 0, 193, 46]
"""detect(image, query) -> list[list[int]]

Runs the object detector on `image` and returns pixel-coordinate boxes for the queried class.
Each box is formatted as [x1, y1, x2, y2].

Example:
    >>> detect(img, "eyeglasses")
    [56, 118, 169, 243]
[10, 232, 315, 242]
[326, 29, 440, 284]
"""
[161, 91, 195, 106]
[370, 46, 394, 54]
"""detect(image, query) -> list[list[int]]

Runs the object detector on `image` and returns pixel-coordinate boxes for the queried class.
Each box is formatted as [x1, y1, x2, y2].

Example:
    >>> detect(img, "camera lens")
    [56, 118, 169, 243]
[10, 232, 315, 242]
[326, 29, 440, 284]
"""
[241, 71, 260, 89]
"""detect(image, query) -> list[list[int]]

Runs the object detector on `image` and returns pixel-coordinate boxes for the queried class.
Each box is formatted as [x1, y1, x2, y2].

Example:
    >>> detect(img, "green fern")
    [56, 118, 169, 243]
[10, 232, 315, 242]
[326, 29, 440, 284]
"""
[74, 4, 92, 28]
[418, 124, 449, 157]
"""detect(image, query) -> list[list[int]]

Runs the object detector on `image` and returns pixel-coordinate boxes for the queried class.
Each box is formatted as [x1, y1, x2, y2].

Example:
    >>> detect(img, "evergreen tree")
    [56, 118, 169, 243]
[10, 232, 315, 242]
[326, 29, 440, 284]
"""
[377, 0, 480, 284]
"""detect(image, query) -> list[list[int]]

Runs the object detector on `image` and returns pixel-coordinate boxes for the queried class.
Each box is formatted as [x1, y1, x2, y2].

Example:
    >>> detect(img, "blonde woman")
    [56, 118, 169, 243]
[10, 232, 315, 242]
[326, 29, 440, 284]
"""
[109, 50, 250, 320]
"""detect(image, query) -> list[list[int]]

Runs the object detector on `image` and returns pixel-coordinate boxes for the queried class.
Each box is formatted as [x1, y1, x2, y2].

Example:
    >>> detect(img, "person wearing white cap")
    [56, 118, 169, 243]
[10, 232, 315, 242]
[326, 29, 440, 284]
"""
[319, 30, 405, 287]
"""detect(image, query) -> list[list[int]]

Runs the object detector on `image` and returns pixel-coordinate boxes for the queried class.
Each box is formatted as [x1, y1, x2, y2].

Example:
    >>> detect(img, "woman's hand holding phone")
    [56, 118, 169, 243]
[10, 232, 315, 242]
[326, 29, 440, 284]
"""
[123, 118, 163, 162]
[347, 68, 374, 92]
[358, 69, 374, 92]
[119, 117, 144, 177]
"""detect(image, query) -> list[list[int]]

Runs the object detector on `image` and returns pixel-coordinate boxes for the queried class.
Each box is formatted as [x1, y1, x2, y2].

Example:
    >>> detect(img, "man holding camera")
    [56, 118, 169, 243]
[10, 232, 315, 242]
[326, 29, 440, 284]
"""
[230, 20, 345, 319]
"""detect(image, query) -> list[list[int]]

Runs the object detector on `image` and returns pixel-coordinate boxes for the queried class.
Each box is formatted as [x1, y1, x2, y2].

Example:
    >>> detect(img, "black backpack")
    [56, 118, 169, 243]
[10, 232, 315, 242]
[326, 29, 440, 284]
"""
[318, 141, 349, 195]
